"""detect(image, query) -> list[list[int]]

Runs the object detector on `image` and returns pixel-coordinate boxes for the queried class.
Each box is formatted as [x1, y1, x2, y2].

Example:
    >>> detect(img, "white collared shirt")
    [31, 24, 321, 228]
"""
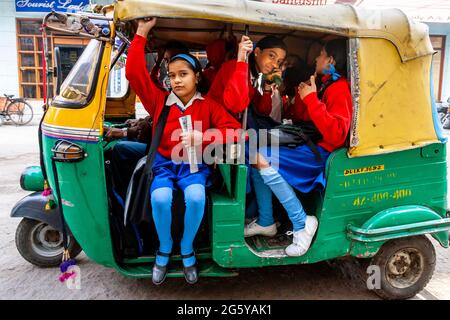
[252, 72, 264, 95]
[165, 91, 204, 112]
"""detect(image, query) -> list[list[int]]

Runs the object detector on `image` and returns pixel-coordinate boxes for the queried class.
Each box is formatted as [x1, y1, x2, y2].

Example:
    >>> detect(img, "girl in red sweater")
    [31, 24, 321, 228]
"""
[208, 35, 288, 197]
[126, 18, 241, 285]
[246, 40, 353, 257]
[208, 35, 288, 122]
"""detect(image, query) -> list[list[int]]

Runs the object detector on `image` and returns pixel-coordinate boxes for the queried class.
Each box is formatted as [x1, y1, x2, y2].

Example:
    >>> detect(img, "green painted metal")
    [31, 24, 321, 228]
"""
[123, 251, 212, 264]
[40, 115, 449, 275]
[115, 260, 238, 278]
[20, 166, 44, 192]
[432, 231, 450, 248]
[42, 136, 117, 267]
[347, 205, 450, 253]
[41, 134, 449, 275]
[102, 139, 120, 153]
[210, 143, 448, 267]
[218, 163, 232, 196]
[41, 135, 237, 278]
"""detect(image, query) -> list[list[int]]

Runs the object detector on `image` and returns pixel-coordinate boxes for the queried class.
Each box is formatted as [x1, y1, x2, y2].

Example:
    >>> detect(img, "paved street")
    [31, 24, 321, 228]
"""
[0, 101, 449, 300]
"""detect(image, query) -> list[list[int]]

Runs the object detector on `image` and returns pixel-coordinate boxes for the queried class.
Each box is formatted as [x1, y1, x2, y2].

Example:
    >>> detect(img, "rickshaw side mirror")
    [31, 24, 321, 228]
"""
[54, 47, 62, 95]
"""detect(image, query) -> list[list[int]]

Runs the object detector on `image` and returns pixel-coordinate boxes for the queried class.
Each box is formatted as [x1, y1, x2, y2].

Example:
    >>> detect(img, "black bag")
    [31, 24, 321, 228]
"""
[125, 103, 171, 225]
[268, 121, 323, 161]
[246, 91, 324, 160]
[247, 102, 280, 130]
[104, 149, 142, 260]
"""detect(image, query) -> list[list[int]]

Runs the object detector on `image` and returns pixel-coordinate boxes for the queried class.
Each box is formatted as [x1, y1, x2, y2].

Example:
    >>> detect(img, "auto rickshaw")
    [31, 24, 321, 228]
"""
[11, 0, 450, 300]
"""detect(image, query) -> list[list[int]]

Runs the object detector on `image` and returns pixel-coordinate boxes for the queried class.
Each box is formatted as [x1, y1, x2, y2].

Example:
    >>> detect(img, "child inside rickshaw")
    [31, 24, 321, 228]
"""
[208, 34, 288, 120]
[125, 18, 241, 285]
[203, 36, 237, 86]
[207, 33, 289, 213]
[106, 40, 189, 200]
[246, 39, 353, 257]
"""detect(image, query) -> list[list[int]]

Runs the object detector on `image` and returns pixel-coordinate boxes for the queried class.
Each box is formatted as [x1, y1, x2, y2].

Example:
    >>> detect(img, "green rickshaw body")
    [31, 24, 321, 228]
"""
[210, 144, 448, 269]
[29, 0, 450, 285]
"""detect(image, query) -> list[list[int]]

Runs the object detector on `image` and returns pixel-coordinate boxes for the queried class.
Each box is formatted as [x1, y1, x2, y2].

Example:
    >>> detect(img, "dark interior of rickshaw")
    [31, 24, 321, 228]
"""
[103, 17, 350, 265]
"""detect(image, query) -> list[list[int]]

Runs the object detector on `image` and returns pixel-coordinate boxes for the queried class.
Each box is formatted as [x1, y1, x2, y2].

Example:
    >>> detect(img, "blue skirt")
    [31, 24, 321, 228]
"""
[258, 144, 331, 193]
[150, 152, 211, 193]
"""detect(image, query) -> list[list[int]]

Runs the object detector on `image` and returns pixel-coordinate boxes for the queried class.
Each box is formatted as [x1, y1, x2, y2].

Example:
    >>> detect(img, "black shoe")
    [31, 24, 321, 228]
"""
[152, 251, 170, 285]
[181, 252, 198, 284]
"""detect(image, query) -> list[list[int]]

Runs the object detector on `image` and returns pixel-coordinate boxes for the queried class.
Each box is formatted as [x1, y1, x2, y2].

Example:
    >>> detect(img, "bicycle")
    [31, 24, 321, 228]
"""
[0, 94, 34, 126]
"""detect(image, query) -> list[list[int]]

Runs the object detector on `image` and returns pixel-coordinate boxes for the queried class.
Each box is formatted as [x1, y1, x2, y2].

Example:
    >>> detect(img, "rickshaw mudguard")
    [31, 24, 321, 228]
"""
[348, 205, 450, 258]
[10, 191, 68, 233]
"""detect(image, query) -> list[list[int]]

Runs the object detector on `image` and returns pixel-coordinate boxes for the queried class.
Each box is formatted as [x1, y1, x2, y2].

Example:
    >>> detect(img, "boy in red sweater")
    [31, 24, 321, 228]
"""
[126, 18, 241, 285]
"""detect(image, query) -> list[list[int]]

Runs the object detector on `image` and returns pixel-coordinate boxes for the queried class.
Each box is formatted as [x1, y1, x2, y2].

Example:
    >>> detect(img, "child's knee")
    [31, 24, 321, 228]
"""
[151, 187, 173, 208]
[184, 184, 205, 207]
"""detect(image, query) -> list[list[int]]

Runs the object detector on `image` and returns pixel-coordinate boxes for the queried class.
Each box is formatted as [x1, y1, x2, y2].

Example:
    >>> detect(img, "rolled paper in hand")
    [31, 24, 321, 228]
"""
[179, 115, 199, 173]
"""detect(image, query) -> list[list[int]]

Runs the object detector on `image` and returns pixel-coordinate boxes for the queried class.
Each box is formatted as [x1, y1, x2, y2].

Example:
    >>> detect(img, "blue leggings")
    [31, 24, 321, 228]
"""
[151, 184, 205, 267]
[251, 167, 307, 231]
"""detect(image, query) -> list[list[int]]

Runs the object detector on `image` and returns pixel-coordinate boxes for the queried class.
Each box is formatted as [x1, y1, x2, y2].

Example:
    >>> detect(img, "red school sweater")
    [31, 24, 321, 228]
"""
[125, 34, 242, 159]
[260, 76, 353, 153]
[207, 59, 272, 118]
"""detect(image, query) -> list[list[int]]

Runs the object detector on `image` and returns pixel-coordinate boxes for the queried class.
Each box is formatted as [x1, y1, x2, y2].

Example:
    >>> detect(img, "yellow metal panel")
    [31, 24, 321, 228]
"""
[105, 89, 137, 119]
[44, 41, 113, 133]
[348, 38, 438, 157]
[114, 0, 433, 62]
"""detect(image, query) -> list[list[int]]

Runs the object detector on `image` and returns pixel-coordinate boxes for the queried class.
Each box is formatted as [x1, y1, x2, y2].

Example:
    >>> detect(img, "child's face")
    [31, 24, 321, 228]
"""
[168, 60, 198, 101]
[315, 47, 334, 75]
[254, 47, 286, 75]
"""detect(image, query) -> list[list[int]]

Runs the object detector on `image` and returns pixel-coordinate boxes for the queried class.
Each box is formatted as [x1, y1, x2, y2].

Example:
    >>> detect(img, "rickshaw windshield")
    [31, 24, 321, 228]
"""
[53, 40, 103, 107]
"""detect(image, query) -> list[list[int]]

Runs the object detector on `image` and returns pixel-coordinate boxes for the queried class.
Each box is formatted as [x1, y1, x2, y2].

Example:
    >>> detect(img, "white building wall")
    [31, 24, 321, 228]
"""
[0, 1, 20, 96]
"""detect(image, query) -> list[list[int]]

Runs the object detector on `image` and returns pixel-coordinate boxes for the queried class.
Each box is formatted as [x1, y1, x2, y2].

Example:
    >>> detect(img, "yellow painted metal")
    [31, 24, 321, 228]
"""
[114, 0, 433, 62]
[348, 38, 438, 157]
[105, 89, 137, 119]
[43, 41, 113, 133]
[42, 1, 439, 158]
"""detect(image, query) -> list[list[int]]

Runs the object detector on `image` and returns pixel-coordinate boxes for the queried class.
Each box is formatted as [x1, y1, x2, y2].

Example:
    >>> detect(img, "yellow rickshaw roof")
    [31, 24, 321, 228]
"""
[114, 0, 434, 62]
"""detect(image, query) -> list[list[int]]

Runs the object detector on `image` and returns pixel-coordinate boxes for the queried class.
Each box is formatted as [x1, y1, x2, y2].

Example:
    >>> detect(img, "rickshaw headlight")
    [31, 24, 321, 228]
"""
[52, 140, 86, 163]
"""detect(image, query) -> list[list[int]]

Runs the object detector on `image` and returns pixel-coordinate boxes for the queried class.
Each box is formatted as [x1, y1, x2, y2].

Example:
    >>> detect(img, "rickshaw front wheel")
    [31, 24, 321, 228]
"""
[370, 235, 435, 300]
[15, 218, 82, 268]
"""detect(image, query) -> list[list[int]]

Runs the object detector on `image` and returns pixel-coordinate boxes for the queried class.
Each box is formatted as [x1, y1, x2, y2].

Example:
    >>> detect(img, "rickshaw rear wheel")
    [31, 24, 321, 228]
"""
[15, 218, 82, 268]
[370, 235, 435, 300]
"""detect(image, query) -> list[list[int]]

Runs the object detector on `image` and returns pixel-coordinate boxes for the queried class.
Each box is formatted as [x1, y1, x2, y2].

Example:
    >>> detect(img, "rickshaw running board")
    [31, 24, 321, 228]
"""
[244, 234, 293, 258]
[122, 251, 212, 264]
[117, 260, 238, 278]
[347, 218, 450, 243]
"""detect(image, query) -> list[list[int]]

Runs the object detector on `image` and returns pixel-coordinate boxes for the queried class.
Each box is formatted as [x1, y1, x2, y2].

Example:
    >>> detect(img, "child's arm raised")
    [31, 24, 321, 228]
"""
[208, 36, 252, 114]
[125, 18, 165, 118]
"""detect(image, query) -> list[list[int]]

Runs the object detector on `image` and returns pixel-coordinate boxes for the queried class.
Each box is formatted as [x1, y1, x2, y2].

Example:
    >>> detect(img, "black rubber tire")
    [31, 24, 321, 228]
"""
[370, 236, 436, 300]
[15, 218, 82, 268]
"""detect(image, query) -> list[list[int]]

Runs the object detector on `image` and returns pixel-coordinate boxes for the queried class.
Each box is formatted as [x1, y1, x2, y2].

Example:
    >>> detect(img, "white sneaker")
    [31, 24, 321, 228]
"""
[244, 220, 277, 237]
[285, 216, 318, 257]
